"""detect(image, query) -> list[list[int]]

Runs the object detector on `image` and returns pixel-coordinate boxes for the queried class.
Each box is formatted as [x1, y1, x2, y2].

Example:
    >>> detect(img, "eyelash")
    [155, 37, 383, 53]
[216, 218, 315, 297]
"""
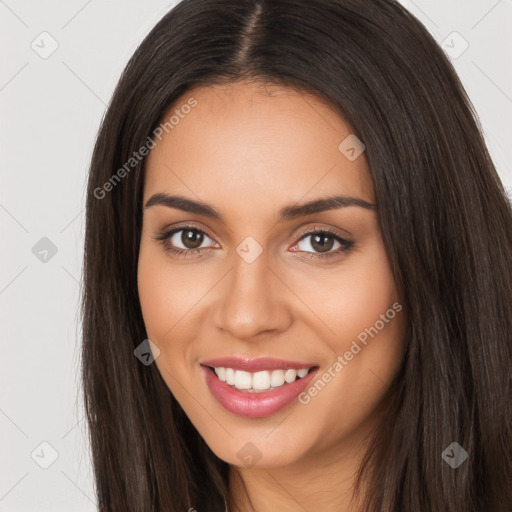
[154, 224, 354, 260]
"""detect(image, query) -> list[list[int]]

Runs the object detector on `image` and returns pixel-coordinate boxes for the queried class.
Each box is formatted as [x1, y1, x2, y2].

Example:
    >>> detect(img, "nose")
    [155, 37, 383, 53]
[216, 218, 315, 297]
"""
[213, 250, 293, 341]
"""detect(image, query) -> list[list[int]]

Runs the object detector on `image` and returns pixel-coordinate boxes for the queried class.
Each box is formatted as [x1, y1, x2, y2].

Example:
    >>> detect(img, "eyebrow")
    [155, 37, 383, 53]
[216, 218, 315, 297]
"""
[144, 193, 375, 222]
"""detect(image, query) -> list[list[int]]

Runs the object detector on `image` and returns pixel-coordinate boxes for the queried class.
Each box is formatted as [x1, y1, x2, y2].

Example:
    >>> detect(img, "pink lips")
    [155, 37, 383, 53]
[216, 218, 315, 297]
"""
[200, 357, 314, 372]
[200, 357, 319, 418]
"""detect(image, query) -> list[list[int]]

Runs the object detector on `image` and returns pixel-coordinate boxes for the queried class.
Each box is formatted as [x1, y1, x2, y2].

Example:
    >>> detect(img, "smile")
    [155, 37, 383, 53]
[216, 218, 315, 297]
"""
[212, 367, 311, 391]
[200, 357, 319, 418]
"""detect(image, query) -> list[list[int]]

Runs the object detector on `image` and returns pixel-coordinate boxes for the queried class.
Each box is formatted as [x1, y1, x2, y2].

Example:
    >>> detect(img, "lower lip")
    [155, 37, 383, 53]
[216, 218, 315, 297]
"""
[201, 365, 319, 418]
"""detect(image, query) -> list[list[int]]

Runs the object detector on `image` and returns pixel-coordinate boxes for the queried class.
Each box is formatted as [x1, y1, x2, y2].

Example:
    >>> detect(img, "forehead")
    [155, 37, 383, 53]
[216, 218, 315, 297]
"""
[143, 80, 373, 216]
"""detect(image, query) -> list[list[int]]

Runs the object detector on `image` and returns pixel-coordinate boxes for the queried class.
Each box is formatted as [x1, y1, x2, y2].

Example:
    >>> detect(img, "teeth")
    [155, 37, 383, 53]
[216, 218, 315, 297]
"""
[212, 366, 311, 391]
[234, 370, 252, 389]
[270, 369, 285, 387]
[214, 367, 226, 381]
[252, 371, 271, 390]
[284, 369, 297, 383]
[225, 368, 235, 385]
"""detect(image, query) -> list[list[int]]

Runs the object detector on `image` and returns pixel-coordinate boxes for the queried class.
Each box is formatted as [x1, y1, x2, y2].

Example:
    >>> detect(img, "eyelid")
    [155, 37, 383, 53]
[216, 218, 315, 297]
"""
[156, 221, 219, 245]
[155, 222, 353, 258]
[292, 223, 352, 243]
[157, 222, 350, 243]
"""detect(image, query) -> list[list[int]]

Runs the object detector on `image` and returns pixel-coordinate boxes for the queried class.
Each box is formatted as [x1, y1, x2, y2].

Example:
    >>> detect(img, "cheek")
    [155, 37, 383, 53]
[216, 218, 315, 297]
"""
[137, 245, 201, 396]
[137, 239, 204, 342]
[137, 238, 224, 385]
[291, 241, 406, 434]
[335, 255, 399, 342]
[137, 253, 188, 378]
[294, 239, 401, 347]
[137, 252, 175, 341]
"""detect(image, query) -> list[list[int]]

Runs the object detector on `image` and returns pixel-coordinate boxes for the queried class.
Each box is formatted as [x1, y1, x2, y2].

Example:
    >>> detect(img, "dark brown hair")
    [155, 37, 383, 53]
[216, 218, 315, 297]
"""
[81, 0, 512, 510]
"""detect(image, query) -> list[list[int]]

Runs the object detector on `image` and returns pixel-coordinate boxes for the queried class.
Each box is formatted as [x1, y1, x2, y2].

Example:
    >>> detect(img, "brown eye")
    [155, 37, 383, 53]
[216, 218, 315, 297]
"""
[181, 229, 204, 249]
[309, 233, 335, 253]
[292, 229, 354, 259]
[154, 225, 218, 256]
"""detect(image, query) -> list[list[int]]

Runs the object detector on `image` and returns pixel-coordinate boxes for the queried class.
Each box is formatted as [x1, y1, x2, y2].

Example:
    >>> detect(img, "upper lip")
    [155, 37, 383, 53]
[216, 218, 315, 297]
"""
[200, 357, 317, 372]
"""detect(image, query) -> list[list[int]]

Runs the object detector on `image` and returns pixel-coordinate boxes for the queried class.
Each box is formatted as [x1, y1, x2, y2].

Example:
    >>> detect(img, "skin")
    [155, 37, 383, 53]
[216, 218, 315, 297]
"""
[137, 80, 407, 512]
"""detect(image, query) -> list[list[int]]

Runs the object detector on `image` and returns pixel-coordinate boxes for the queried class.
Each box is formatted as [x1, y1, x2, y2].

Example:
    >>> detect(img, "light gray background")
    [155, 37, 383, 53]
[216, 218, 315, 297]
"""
[1, 0, 511, 509]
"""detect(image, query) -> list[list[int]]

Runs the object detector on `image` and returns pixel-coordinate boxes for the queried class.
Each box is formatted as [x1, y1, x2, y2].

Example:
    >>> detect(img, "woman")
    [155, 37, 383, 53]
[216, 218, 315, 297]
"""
[81, 0, 512, 510]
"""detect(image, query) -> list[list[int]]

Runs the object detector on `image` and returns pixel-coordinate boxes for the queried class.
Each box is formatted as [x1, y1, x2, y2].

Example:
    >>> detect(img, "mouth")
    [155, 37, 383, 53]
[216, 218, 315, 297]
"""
[200, 358, 319, 418]
[202, 364, 316, 392]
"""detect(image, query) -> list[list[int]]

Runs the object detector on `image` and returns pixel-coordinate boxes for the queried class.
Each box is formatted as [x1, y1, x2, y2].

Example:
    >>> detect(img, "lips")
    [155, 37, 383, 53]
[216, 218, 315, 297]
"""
[200, 357, 319, 418]
[200, 356, 314, 372]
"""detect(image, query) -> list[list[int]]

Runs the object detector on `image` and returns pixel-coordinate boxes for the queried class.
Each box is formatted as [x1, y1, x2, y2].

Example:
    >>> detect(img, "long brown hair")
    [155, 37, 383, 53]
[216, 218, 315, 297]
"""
[81, 0, 512, 510]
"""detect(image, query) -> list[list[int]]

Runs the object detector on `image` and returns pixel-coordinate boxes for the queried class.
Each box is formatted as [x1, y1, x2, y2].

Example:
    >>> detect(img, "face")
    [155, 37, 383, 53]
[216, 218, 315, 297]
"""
[137, 80, 406, 469]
